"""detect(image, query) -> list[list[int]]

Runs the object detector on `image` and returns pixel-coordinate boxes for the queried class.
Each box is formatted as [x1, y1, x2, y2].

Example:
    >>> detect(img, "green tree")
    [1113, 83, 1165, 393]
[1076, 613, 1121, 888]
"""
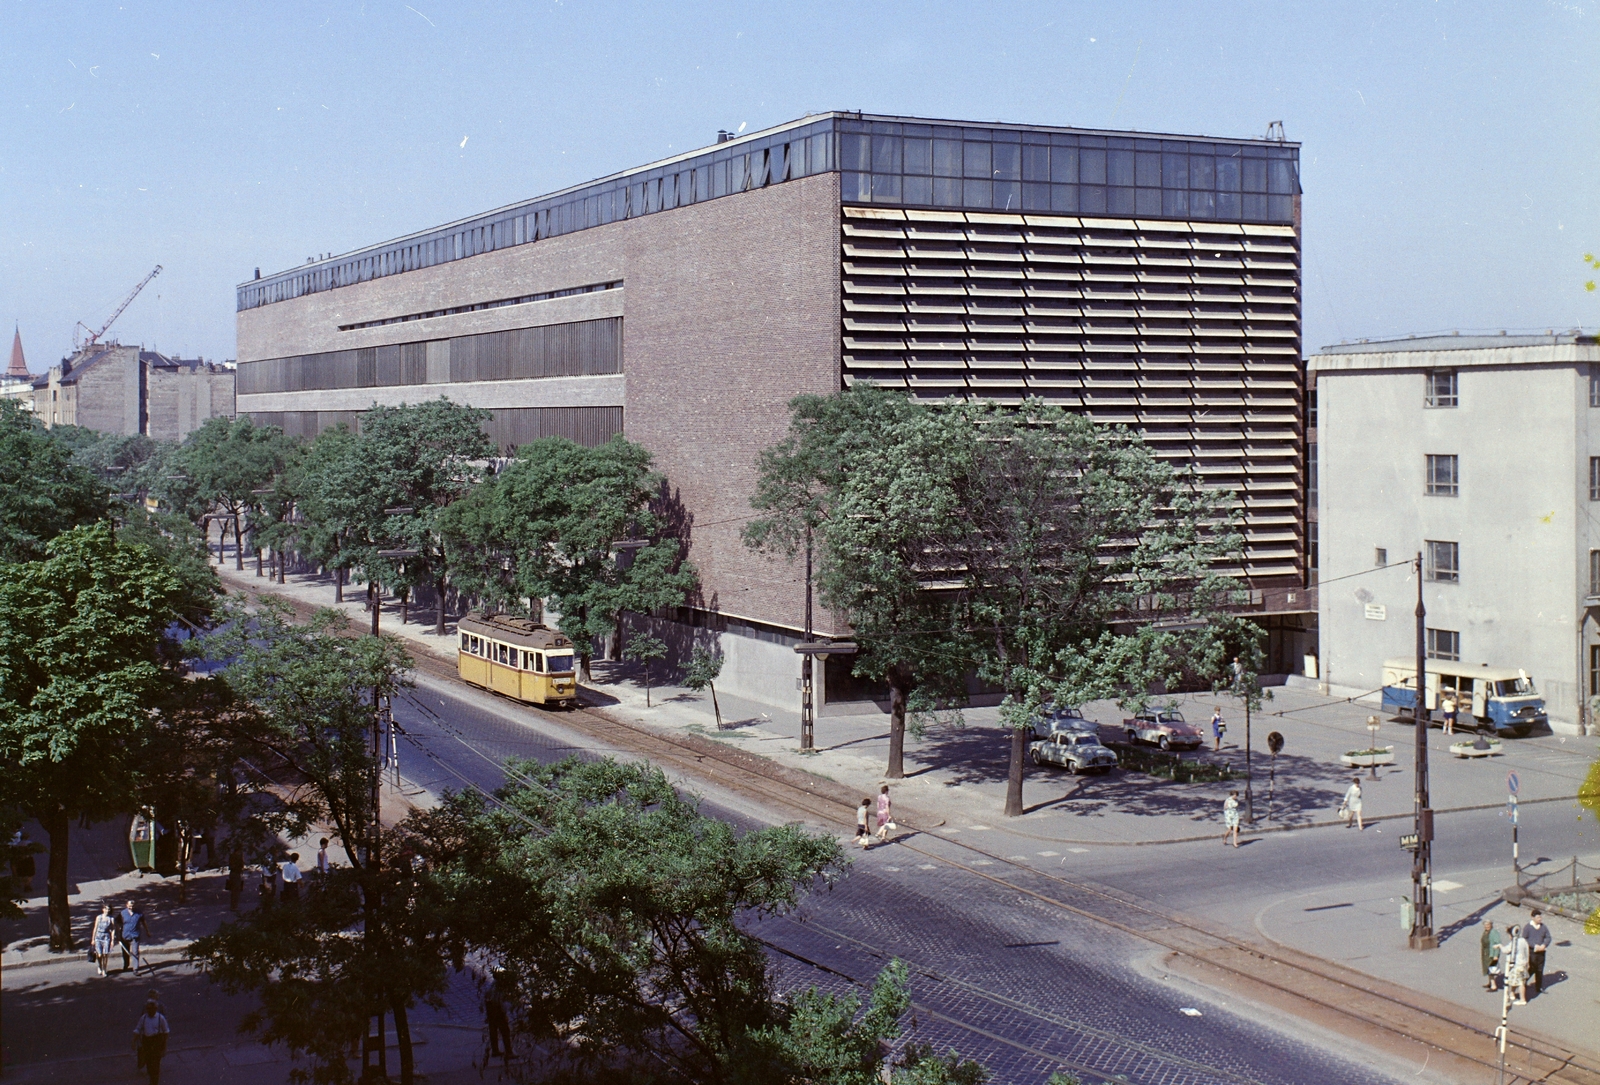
[0, 400, 108, 562]
[683, 645, 725, 728]
[0, 523, 191, 947]
[940, 400, 1244, 816]
[448, 435, 696, 680]
[281, 425, 367, 602]
[356, 399, 495, 634]
[163, 416, 294, 570]
[624, 630, 667, 706]
[189, 600, 438, 1084]
[415, 756, 844, 1082]
[746, 389, 971, 779]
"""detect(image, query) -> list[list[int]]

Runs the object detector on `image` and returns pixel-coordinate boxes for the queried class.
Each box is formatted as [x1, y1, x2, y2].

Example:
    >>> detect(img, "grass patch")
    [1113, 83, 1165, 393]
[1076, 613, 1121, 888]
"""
[1105, 741, 1239, 783]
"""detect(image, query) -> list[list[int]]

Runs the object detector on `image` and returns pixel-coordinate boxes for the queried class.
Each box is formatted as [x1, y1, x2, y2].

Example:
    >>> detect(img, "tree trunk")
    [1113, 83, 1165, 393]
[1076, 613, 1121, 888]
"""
[391, 997, 415, 1085]
[43, 807, 73, 951]
[234, 515, 244, 571]
[886, 678, 907, 780]
[434, 576, 447, 636]
[335, 566, 344, 604]
[709, 682, 722, 728]
[1004, 726, 1026, 817]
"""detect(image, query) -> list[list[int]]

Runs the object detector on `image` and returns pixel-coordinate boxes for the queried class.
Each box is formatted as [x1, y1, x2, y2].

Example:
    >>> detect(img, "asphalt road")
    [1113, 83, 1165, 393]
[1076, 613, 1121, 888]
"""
[391, 676, 1425, 1085]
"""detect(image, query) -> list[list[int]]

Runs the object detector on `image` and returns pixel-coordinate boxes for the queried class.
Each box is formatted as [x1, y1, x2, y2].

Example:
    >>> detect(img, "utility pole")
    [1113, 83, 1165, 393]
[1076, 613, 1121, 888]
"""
[1410, 550, 1437, 950]
[800, 525, 815, 751]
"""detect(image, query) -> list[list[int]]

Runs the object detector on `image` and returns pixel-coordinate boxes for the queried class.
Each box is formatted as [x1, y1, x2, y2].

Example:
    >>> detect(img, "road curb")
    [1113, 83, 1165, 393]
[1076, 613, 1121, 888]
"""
[2, 943, 194, 972]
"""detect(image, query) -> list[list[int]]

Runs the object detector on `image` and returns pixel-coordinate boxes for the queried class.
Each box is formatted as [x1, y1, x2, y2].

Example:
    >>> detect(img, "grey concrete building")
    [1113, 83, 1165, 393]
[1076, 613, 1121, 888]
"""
[34, 343, 235, 438]
[1311, 332, 1600, 731]
[236, 112, 1309, 706]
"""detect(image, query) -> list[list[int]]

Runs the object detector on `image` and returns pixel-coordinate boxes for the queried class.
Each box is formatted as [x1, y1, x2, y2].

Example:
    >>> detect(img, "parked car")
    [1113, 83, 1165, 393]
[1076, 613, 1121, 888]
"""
[1029, 731, 1119, 774]
[1028, 704, 1097, 740]
[1121, 709, 1204, 751]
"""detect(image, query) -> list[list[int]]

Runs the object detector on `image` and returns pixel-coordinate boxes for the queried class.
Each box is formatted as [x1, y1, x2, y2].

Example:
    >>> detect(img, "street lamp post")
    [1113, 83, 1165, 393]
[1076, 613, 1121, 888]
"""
[1367, 715, 1381, 778]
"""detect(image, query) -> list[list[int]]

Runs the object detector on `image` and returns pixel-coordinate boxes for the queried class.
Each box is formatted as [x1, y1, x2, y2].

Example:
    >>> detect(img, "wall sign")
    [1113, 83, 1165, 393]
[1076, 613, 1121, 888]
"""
[1364, 604, 1387, 621]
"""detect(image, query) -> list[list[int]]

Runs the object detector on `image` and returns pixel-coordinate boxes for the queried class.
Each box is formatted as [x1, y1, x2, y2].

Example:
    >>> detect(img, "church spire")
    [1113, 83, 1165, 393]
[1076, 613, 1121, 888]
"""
[7, 326, 28, 379]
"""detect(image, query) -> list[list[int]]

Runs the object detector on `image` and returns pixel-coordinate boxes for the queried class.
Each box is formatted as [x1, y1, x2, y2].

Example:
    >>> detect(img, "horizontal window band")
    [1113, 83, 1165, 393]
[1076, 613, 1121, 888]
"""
[336, 281, 621, 331]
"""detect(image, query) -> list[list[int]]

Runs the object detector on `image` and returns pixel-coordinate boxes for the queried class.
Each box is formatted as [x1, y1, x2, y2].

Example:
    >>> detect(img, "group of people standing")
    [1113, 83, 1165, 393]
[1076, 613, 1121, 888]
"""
[1481, 911, 1553, 1004]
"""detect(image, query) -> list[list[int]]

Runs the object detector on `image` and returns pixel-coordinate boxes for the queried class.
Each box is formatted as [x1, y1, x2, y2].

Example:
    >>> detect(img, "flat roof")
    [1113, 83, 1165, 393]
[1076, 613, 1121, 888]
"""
[238, 110, 1302, 313]
[1319, 331, 1595, 354]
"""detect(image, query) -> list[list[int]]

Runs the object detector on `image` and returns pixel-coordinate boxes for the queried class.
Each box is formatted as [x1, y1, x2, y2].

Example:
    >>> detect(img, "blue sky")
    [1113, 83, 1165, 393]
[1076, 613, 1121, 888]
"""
[2, 1, 1596, 365]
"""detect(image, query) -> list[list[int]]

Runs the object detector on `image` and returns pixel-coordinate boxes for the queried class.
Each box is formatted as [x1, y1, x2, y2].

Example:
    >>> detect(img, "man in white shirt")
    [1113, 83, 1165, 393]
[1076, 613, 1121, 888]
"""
[316, 837, 331, 876]
[133, 999, 170, 1084]
[280, 853, 303, 902]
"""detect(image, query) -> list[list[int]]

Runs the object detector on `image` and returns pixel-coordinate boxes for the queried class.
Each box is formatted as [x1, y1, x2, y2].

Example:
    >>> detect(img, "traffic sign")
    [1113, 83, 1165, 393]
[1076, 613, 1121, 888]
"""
[1267, 731, 1284, 755]
[1400, 833, 1420, 851]
[1507, 770, 1520, 796]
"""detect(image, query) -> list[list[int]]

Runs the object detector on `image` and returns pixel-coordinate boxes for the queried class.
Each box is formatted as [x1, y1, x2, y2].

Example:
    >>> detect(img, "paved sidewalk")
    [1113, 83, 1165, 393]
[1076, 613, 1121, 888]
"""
[219, 563, 1600, 848]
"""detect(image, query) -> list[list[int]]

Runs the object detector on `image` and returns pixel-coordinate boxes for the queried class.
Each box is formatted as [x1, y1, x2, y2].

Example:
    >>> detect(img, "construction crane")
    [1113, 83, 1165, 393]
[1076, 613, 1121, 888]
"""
[74, 265, 162, 351]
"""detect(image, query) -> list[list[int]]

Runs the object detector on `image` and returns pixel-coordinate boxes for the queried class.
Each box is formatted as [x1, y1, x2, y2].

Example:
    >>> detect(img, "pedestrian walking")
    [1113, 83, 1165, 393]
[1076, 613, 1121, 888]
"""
[1524, 910, 1551, 995]
[132, 998, 170, 1085]
[874, 785, 895, 843]
[1506, 924, 1531, 1005]
[1221, 791, 1241, 847]
[1441, 693, 1457, 735]
[1480, 919, 1504, 991]
[280, 853, 303, 902]
[484, 972, 514, 1062]
[257, 857, 277, 909]
[855, 798, 871, 848]
[119, 899, 150, 974]
[1210, 706, 1226, 751]
[91, 903, 116, 977]
[316, 837, 331, 876]
[1340, 777, 1364, 830]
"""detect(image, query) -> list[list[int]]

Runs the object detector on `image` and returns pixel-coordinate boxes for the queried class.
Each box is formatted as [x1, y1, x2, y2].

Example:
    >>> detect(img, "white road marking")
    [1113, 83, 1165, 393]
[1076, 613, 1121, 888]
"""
[1432, 879, 1464, 892]
[968, 825, 993, 831]
[918, 864, 938, 870]
[1066, 847, 1090, 854]
[1037, 850, 1061, 857]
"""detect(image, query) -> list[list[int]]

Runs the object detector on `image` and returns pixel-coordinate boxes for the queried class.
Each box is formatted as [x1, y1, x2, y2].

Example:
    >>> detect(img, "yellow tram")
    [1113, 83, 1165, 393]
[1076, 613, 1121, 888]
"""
[457, 611, 579, 708]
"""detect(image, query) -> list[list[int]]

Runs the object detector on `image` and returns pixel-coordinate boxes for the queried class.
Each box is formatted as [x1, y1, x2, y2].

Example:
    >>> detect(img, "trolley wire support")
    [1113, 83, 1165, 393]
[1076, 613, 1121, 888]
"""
[1410, 550, 1437, 950]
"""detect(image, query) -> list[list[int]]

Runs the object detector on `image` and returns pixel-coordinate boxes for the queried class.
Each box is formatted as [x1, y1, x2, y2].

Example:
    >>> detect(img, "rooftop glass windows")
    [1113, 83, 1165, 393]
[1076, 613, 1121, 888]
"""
[241, 114, 1298, 313]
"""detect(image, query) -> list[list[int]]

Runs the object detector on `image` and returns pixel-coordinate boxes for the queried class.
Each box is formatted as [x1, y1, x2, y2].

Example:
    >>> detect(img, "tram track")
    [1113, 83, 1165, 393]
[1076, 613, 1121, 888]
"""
[239, 581, 1600, 1085]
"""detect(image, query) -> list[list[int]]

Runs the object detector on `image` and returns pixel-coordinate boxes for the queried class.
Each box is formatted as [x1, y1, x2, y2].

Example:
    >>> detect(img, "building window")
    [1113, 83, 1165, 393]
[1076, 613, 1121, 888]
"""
[1425, 454, 1459, 496]
[1425, 370, 1458, 408]
[1427, 628, 1461, 661]
[1591, 457, 1600, 501]
[1592, 645, 1600, 696]
[1375, 547, 1388, 566]
[1591, 367, 1600, 408]
[1426, 540, 1459, 583]
[1592, 550, 1600, 597]
[1308, 443, 1317, 505]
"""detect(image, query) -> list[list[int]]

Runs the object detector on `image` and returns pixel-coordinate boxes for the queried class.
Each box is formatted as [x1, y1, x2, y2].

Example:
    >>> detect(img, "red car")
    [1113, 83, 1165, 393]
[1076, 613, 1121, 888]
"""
[1121, 709, 1204, 751]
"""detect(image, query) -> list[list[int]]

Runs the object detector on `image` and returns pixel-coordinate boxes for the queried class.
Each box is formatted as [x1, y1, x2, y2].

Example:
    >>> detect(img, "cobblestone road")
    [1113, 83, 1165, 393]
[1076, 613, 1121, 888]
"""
[393, 680, 1411, 1085]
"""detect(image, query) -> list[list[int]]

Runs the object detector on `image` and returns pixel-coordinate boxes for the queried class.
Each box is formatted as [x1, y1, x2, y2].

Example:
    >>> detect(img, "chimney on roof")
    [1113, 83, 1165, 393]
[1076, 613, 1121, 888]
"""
[8, 326, 28, 379]
[717, 129, 733, 143]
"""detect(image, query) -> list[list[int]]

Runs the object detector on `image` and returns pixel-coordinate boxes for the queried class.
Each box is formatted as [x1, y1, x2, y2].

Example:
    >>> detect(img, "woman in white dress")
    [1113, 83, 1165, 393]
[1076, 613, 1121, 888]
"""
[1221, 791, 1241, 847]
[1341, 777, 1364, 830]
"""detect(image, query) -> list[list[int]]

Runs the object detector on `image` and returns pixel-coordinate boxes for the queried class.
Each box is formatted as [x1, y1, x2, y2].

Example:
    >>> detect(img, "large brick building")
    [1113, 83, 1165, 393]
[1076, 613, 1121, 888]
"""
[235, 112, 1309, 705]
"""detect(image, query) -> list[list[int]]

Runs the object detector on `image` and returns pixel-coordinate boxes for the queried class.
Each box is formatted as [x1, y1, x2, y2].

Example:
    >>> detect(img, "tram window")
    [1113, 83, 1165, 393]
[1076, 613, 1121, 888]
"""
[548, 652, 575, 673]
[470, 636, 480, 655]
[534, 653, 545, 672]
[460, 633, 469, 650]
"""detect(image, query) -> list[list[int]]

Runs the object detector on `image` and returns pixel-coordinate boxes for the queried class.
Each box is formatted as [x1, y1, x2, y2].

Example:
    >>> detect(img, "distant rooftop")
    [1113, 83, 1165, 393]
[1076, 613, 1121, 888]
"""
[1319, 329, 1596, 354]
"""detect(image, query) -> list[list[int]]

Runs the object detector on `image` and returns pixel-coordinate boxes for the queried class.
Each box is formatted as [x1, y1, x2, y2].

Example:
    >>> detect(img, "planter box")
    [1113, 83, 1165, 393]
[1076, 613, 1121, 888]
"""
[1448, 739, 1504, 759]
[1340, 746, 1395, 767]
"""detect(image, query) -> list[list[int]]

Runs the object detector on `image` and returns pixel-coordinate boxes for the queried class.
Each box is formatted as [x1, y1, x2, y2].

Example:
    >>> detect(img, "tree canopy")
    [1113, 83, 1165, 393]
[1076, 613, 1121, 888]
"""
[749, 388, 1253, 812]
[0, 401, 108, 562]
[0, 522, 193, 946]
